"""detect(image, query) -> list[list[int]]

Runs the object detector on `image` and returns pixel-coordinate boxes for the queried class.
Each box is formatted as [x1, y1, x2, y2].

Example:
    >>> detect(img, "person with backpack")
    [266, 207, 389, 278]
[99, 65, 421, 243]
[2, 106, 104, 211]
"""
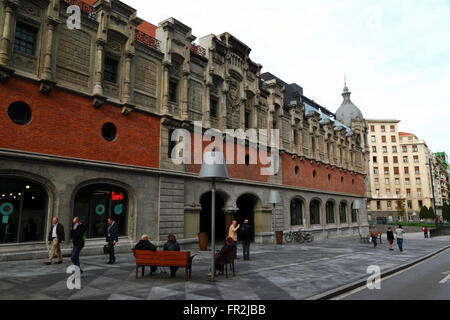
[71, 217, 87, 273]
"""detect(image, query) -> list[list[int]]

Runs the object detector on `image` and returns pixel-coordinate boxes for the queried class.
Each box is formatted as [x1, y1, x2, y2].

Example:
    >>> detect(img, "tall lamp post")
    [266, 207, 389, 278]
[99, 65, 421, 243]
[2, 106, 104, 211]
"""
[199, 151, 229, 282]
[269, 190, 281, 244]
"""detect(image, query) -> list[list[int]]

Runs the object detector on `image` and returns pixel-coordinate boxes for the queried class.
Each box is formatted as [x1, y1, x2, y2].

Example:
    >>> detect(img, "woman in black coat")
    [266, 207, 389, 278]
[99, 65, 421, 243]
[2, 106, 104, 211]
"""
[386, 227, 395, 251]
[164, 234, 180, 277]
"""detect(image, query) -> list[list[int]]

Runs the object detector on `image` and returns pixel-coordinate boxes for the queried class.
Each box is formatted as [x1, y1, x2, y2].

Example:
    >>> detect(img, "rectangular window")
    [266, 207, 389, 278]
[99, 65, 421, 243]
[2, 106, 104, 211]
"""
[417, 189, 423, 197]
[407, 189, 411, 197]
[416, 178, 421, 185]
[403, 156, 409, 163]
[405, 167, 409, 174]
[14, 22, 38, 56]
[375, 178, 379, 185]
[392, 146, 398, 153]
[373, 156, 378, 163]
[403, 146, 408, 153]
[384, 167, 390, 175]
[245, 112, 251, 130]
[408, 201, 413, 209]
[374, 167, 379, 175]
[390, 126, 396, 132]
[396, 189, 401, 195]
[405, 178, 410, 185]
[384, 156, 389, 163]
[387, 201, 392, 209]
[371, 126, 375, 132]
[414, 156, 419, 163]
[371, 136, 376, 143]
[377, 201, 381, 210]
[169, 80, 178, 103]
[386, 189, 391, 196]
[393, 156, 398, 164]
[385, 178, 390, 185]
[382, 136, 387, 143]
[413, 145, 418, 152]
[391, 136, 396, 143]
[418, 200, 423, 208]
[395, 179, 400, 185]
[383, 147, 388, 153]
[210, 99, 218, 118]
[381, 126, 386, 133]
[104, 57, 119, 83]
[376, 189, 380, 196]
[372, 146, 377, 153]
[415, 167, 420, 174]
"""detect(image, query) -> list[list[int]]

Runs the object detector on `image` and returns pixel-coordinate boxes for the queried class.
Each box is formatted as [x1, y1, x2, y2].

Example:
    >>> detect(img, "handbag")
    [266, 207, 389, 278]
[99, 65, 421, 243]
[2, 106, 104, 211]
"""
[103, 244, 109, 255]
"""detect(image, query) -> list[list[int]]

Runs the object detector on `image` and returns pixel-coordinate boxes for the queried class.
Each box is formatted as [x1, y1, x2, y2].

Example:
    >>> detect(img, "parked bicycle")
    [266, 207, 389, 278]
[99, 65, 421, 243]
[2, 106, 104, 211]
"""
[284, 230, 314, 243]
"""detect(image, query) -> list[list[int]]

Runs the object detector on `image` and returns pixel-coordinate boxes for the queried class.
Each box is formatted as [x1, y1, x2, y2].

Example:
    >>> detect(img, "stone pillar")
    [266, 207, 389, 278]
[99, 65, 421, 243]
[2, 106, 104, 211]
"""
[92, 3, 110, 105]
[180, 65, 189, 120]
[162, 63, 170, 114]
[204, 82, 211, 128]
[254, 206, 273, 244]
[40, 17, 58, 94]
[0, 0, 18, 81]
[184, 205, 201, 239]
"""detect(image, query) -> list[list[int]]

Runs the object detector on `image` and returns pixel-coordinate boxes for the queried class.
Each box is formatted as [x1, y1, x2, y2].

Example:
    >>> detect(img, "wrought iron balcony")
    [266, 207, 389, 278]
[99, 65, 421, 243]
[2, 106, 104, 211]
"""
[62, 0, 97, 20]
[190, 43, 206, 57]
[135, 29, 161, 51]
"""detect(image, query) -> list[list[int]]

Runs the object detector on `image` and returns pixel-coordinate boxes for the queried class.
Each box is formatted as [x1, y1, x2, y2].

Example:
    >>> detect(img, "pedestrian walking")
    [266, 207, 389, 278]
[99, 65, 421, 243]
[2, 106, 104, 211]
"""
[45, 217, 65, 265]
[239, 219, 252, 261]
[423, 227, 429, 239]
[370, 225, 379, 248]
[164, 234, 181, 277]
[395, 225, 405, 252]
[106, 218, 118, 264]
[71, 217, 87, 273]
[228, 220, 240, 260]
[386, 227, 395, 251]
[134, 234, 157, 275]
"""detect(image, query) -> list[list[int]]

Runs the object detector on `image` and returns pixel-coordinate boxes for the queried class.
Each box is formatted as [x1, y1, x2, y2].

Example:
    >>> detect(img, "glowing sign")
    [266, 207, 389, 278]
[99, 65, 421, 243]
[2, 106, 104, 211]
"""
[0, 202, 13, 216]
[95, 204, 105, 216]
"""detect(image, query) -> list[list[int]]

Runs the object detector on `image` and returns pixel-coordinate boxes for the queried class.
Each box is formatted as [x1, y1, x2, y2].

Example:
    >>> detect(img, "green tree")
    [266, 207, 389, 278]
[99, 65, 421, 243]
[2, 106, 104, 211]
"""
[443, 202, 450, 221]
[428, 207, 436, 220]
[420, 206, 429, 220]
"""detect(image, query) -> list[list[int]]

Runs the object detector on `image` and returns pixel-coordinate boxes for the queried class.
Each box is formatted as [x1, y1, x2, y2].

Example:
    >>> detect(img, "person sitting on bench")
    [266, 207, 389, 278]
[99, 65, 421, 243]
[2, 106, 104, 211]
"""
[134, 234, 157, 274]
[163, 234, 181, 278]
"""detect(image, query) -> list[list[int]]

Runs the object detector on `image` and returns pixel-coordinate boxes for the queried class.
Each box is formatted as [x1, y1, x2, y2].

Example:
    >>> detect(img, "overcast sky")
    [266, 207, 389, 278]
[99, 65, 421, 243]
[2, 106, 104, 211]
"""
[127, 0, 450, 155]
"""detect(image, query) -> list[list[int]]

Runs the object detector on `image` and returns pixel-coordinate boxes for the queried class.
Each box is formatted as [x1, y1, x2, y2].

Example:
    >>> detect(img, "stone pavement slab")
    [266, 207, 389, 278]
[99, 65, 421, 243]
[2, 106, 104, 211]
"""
[0, 233, 448, 300]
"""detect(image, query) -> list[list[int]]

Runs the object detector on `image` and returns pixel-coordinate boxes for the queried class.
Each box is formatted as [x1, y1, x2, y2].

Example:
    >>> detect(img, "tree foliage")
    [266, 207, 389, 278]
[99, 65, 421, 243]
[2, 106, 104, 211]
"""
[420, 206, 429, 220]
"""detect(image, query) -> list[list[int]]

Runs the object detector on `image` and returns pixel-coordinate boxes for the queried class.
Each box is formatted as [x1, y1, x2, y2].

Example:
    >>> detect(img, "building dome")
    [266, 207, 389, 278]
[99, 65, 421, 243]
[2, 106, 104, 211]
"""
[335, 83, 363, 127]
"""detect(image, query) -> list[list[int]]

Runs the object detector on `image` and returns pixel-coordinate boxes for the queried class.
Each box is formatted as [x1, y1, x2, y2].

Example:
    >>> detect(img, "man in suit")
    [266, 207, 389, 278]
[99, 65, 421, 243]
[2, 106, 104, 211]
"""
[45, 217, 65, 265]
[106, 218, 119, 264]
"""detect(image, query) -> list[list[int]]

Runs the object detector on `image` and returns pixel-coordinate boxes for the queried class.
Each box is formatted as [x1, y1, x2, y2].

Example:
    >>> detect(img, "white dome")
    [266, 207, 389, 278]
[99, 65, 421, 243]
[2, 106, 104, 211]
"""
[335, 85, 363, 126]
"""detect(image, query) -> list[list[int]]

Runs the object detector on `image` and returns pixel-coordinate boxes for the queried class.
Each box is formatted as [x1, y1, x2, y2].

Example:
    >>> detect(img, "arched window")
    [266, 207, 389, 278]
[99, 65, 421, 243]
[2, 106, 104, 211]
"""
[290, 199, 303, 226]
[339, 202, 348, 223]
[0, 178, 47, 243]
[310, 200, 321, 225]
[326, 201, 335, 224]
[73, 184, 128, 239]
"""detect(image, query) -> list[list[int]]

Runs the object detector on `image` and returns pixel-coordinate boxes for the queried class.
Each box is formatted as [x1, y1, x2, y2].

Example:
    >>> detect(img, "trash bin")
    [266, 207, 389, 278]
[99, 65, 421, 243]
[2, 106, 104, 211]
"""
[276, 231, 283, 245]
[198, 232, 208, 251]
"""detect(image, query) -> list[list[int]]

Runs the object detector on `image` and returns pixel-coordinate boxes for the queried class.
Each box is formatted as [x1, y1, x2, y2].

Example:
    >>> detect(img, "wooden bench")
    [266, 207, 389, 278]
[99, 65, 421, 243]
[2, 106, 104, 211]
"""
[134, 250, 195, 281]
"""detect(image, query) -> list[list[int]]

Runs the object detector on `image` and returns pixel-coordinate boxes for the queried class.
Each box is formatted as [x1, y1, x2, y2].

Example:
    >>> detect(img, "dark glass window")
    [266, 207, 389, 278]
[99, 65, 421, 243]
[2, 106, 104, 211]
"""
[102, 123, 117, 142]
[310, 200, 321, 225]
[340, 202, 348, 223]
[8, 102, 32, 125]
[210, 99, 218, 118]
[0, 178, 47, 244]
[14, 22, 38, 55]
[326, 201, 335, 224]
[104, 57, 119, 83]
[291, 199, 303, 226]
[351, 203, 358, 223]
[169, 80, 178, 103]
[245, 112, 251, 130]
[73, 184, 128, 239]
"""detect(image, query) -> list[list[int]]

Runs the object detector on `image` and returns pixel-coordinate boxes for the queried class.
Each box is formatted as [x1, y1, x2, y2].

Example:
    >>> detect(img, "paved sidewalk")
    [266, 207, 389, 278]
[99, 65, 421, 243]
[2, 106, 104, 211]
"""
[0, 233, 448, 300]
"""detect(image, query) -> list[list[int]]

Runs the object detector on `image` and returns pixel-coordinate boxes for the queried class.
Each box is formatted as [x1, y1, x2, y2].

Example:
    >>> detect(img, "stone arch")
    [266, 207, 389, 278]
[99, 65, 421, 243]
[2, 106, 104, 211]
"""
[309, 198, 322, 226]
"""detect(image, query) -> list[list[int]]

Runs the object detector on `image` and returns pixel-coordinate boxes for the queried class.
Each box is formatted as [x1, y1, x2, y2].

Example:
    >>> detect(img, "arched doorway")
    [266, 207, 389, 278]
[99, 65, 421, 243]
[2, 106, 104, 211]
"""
[73, 184, 128, 239]
[200, 192, 226, 242]
[235, 194, 257, 242]
[0, 178, 48, 243]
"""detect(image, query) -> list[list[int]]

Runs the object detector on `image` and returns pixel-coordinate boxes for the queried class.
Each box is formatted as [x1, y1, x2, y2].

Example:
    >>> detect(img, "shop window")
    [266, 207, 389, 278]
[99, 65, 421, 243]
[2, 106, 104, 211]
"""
[0, 178, 47, 244]
[310, 200, 321, 225]
[14, 22, 38, 56]
[73, 184, 128, 239]
[102, 123, 117, 142]
[339, 202, 347, 223]
[290, 199, 303, 226]
[8, 102, 32, 125]
[326, 201, 335, 224]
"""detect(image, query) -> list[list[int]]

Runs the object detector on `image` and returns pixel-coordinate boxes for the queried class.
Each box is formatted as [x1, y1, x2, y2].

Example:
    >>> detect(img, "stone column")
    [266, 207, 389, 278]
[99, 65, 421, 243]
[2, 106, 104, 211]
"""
[254, 205, 273, 244]
[93, 39, 105, 96]
[92, 3, 110, 106]
[180, 65, 189, 120]
[162, 63, 170, 114]
[40, 17, 58, 93]
[0, 0, 18, 81]
[184, 205, 202, 239]
[204, 82, 211, 128]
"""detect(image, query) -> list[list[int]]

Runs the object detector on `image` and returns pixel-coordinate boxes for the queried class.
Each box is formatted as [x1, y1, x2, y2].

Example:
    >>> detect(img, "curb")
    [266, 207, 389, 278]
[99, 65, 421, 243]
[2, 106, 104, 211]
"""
[306, 245, 450, 300]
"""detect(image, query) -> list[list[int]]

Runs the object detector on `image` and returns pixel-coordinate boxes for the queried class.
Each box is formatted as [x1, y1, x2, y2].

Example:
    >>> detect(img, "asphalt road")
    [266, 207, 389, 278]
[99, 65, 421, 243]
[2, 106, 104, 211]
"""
[339, 248, 450, 300]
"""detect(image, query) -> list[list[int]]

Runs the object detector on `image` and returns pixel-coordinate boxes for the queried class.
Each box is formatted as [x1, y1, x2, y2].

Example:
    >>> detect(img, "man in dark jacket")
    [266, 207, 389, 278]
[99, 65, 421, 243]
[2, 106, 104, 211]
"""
[212, 237, 235, 276]
[106, 218, 119, 264]
[134, 234, 157, 274]
[239, 219, 252, 261]
[71, 217, 87, 273]
[45, 217, 65, 265]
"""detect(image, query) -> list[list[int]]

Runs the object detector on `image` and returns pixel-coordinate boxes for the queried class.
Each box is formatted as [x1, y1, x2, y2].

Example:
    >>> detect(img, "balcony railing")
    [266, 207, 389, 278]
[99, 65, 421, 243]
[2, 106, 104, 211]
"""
[62, 0, 97, 20]
[135, 29, 161, 51]
[190, 43, 206, 57]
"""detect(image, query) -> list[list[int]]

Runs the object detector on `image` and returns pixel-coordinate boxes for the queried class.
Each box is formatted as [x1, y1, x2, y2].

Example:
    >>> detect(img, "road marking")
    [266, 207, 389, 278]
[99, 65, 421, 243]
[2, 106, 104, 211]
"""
[439, 272, 450, 284]
[333, 248, 450, 300]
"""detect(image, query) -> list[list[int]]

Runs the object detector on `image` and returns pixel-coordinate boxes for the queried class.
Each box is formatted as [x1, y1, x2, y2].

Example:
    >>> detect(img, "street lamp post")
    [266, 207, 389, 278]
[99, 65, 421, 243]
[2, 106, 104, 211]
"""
[269, 190, 281, 244]
[199, 151, 229, 282]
